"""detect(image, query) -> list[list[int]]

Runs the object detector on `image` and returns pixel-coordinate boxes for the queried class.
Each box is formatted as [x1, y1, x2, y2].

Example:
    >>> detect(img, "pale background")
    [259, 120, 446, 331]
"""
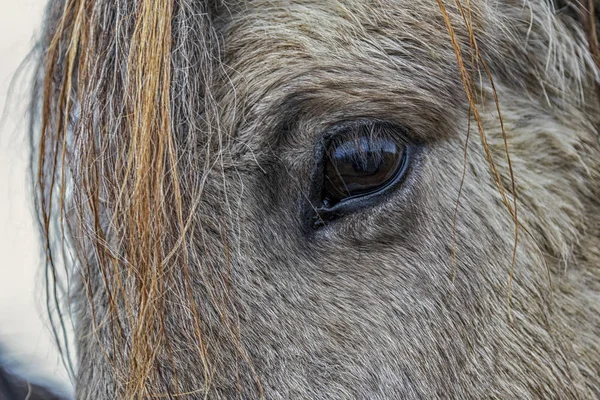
[0, 0, 73, 394]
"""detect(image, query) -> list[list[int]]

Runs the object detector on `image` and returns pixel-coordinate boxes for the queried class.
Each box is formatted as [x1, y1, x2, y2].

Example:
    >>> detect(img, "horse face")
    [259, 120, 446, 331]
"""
[38, 0, 600, 398]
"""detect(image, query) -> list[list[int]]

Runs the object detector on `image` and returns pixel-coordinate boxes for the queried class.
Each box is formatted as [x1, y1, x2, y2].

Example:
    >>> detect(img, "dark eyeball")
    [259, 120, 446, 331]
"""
[322, 133, 407, 208]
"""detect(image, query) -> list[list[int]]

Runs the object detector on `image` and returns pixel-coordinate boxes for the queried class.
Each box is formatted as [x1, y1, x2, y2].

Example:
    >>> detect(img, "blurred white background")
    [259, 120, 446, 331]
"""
[0, 0, 72, 394]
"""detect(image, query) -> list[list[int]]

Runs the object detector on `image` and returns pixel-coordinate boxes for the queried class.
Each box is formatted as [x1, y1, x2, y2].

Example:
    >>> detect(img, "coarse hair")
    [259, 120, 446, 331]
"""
[33, 0, 600, 398]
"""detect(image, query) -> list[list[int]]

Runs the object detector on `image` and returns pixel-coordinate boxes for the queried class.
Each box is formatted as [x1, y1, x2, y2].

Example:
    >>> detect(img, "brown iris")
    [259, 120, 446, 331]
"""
[322, 135, 406, 207]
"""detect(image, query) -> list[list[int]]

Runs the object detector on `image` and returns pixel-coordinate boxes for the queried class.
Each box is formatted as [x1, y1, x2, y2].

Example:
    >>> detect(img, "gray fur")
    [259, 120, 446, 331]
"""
[35, 0, 600, 398]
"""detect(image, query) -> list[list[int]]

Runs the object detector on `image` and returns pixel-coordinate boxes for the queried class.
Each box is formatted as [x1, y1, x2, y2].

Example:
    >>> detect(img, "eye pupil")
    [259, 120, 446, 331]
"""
[323, 133, 406, 207]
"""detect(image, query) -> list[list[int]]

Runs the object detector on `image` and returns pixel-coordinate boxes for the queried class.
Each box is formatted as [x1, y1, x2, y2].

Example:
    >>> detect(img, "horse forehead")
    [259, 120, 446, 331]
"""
[222, 0, 461, 72]
[216, 0, 470, 155]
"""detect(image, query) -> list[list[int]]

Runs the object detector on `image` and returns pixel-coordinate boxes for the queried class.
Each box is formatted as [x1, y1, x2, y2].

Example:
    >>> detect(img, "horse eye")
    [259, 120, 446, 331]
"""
[321, 131, 407, 208]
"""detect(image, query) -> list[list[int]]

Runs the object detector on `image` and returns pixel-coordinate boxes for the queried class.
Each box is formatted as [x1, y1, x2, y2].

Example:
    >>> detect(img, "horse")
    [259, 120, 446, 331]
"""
[28, 0, 600, 398]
